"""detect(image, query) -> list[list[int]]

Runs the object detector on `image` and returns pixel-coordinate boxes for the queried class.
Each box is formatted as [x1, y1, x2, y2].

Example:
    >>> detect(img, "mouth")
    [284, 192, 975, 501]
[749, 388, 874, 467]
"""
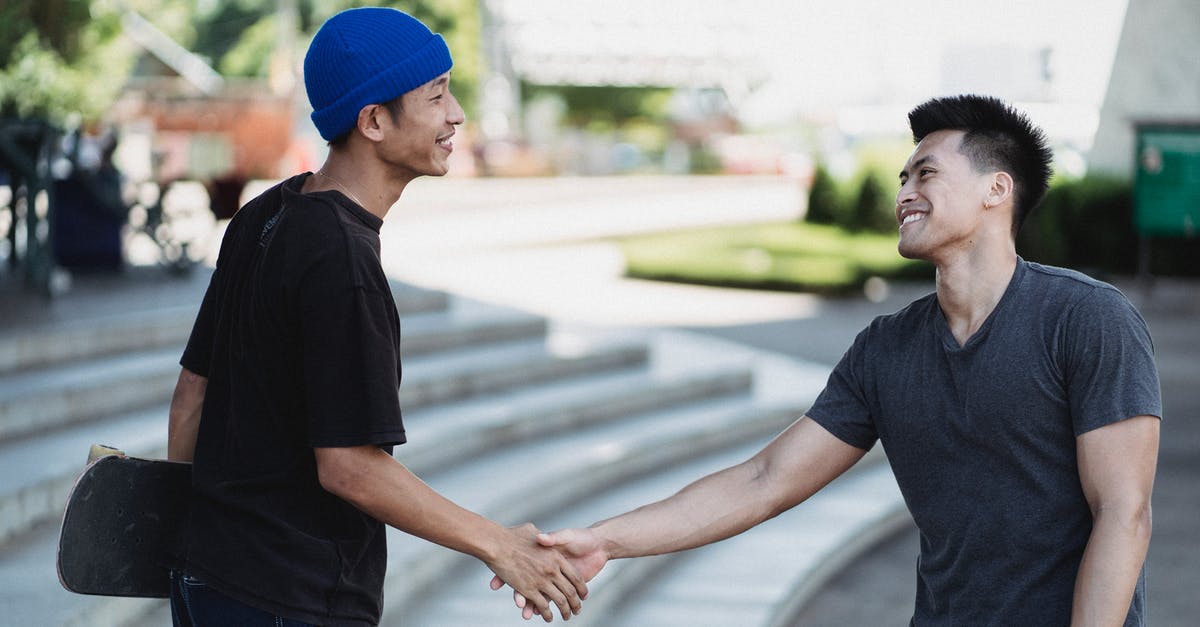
[898, 208, 927, 230]
[435, 132, 454, 152]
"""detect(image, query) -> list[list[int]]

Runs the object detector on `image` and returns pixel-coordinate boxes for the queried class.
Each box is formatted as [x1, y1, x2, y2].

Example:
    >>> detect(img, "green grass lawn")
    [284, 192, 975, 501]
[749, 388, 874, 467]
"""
[619, 221, 933, 294]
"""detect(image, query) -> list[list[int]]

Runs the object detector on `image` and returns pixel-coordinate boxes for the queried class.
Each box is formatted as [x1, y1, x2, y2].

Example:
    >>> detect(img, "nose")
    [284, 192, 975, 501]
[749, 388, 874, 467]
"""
[447, 92, 466, 126]
[896, 179, 918, 208]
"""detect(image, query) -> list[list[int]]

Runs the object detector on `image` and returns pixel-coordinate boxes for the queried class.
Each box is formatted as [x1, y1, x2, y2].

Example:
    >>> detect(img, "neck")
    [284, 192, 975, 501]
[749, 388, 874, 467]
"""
[934, 241, 1018, 346]
[303, 152, 412, 220]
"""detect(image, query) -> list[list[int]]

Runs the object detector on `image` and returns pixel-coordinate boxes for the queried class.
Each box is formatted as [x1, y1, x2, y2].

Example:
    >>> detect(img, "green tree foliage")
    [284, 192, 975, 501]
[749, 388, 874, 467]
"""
[805, 163, 844, 226]
[521, 84, 673, 128]
[0, 0, 127, 122]
[0, 0, 198, 124]
[1017, 175, 1198, 276]
[189, 0, 481, 114]
[849, 169, 897, 233]
[191, 0, 281, 77]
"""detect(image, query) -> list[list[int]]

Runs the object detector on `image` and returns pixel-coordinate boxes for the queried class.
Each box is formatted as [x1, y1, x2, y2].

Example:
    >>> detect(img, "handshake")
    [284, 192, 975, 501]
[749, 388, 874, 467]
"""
[486, 525, 608, 622]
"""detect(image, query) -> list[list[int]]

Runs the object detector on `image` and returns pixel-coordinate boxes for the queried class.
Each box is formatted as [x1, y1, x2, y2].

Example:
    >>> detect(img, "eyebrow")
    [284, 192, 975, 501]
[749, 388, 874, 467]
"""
[425, 76, 450, 92]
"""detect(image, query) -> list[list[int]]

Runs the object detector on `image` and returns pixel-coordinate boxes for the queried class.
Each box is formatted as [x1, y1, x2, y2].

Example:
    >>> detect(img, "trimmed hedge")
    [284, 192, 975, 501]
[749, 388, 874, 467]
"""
[1018, 176, 1198, 277]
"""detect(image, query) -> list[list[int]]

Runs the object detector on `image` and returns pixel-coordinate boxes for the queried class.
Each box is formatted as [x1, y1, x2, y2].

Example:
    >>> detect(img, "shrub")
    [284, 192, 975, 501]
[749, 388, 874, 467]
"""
[805, 163, 843, 226]
[1017, 175, 1198, 276]
[1018, 176, 1137, 274]
[849, 169, 897, 234]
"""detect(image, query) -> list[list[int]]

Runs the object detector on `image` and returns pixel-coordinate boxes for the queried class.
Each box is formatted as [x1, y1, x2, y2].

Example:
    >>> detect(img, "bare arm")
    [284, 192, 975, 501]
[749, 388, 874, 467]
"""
[167, 367, 207, 462]
[496, 417, 865, 619]
[314, 445, 586, 622]
[526, 417, 864, 583]
[1071, 414, 1159, 626]
[593, 416, 865, 558]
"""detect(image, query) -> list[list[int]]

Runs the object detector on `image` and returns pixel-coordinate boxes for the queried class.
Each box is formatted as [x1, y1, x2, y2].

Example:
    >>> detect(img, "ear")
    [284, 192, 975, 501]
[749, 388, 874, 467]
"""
[354, 104, 386, 142]
[984, 171, 1014, 209]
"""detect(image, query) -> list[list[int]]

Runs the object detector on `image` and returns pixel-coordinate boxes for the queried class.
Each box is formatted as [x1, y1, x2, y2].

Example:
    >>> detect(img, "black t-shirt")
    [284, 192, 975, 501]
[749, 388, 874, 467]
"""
[807, 259, 1161, 626]
[179, 174, 405, 626]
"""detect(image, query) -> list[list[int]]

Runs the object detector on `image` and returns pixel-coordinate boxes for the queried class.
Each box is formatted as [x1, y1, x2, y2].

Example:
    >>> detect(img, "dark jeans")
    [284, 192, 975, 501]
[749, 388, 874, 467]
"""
[169, 571, 316, 627]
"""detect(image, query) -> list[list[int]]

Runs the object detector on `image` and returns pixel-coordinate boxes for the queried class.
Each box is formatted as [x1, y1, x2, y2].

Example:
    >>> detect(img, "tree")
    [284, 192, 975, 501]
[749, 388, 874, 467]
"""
[0, 1, 126, 123]
[805, 163, 843, 226]
[849, 169, 896, 233]
[188, 0, 482, 115]
[0, 0, 200, 124]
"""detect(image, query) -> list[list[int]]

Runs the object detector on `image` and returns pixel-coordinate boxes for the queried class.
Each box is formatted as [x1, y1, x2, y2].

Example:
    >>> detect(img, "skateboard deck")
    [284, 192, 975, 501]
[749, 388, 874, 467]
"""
[57, 447, 192, 598]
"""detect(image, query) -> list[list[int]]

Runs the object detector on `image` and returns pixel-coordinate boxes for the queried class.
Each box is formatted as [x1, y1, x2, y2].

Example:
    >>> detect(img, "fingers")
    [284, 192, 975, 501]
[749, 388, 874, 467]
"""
[492, 525, 591, 621]
[564, 559, 589, 601]
[507, 563, 583, 621]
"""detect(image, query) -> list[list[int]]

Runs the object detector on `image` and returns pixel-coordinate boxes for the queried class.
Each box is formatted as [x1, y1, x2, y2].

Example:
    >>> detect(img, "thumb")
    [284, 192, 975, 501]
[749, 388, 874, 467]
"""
[535, 531, 557, 547]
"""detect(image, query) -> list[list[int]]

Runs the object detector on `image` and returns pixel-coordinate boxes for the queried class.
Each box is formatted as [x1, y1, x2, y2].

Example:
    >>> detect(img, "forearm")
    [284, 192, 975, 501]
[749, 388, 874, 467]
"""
[594, 458, 783, 560]
[319, 445, 586, 621]
[593, 417, 864, 560]
[1071, 505, 1152, 626]
[316, 446, 506, 560]
[167, 368, 207, 462]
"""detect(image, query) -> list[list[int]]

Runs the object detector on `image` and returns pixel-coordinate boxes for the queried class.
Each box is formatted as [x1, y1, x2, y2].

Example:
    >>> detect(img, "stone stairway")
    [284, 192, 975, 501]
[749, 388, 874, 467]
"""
[0, 268, 907, 627]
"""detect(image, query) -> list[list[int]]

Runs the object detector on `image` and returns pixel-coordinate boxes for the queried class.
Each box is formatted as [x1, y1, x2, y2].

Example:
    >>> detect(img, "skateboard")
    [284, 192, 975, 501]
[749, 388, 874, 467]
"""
[57, 445, 192, 598]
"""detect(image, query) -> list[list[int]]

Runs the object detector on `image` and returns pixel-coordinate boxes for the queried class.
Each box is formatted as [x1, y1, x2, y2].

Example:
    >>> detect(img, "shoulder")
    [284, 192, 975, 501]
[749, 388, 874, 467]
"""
[848, 291, 938, 354]
[870, 291, 939, 334]
[1021, 261, 1136, 316]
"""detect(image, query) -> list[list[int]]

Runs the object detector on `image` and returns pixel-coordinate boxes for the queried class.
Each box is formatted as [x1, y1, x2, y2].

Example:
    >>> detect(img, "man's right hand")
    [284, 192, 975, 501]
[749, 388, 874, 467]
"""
[536, 529, 609, 581]
[484, 524, 588, 622]
[491, 527, 610, 621]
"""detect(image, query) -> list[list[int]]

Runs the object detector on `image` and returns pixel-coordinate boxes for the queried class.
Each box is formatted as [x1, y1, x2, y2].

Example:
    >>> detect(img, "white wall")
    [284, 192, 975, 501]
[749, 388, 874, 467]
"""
[1089, 0, 1200, 177]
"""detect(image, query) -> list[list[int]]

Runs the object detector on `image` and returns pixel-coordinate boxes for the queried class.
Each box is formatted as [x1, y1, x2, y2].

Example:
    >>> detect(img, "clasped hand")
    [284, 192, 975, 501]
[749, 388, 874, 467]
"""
[485, 524, 593, 622]
[490, 527, 609, 622]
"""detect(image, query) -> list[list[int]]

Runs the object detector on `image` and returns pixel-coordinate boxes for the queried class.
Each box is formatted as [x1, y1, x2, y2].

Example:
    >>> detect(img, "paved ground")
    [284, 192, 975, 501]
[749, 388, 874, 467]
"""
[4, 175, 1196, 625]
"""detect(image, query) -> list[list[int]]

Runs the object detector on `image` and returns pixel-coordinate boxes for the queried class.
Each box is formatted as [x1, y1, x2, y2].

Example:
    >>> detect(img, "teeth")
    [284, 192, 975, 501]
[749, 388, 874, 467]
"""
[901, 213, 924, 225]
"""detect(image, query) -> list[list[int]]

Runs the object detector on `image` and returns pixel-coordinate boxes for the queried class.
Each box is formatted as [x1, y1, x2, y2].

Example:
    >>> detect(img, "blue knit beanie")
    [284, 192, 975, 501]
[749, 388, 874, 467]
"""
[304, 7, 453, 141]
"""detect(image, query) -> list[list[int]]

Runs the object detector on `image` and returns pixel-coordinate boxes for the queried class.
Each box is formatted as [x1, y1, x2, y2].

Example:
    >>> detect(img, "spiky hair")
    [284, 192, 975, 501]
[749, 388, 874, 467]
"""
[908, 95, 1053, 234]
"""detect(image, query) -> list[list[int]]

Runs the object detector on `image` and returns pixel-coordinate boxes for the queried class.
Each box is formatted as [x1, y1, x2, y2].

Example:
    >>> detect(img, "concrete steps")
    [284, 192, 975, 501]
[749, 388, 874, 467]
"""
[0, 277, 765, 626]
[385, 334, 909, 627]
[0, 272, 907, 627]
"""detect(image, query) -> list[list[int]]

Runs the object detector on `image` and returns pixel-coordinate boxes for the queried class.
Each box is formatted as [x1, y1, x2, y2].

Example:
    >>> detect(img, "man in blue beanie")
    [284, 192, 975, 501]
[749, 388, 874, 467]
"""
[166, 7, 586, 625]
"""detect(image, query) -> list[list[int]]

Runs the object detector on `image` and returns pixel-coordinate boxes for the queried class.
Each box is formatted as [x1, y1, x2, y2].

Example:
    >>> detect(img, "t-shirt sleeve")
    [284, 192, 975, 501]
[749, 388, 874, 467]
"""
[806, 326, 878, 451]
[1063, 286, 1162, 436]
[297, 242, 405, 448]
[180, 272, 219, 377]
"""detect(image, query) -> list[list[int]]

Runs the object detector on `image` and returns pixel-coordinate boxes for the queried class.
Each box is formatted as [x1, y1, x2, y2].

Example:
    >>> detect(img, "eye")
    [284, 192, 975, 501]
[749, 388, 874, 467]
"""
[919, 168, 934, 178]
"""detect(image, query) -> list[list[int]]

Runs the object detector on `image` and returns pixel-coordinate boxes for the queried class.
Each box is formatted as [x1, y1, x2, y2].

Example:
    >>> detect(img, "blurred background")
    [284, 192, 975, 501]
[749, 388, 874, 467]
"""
[1, 0, 1197, 289]
[1, 1, 1197, 626]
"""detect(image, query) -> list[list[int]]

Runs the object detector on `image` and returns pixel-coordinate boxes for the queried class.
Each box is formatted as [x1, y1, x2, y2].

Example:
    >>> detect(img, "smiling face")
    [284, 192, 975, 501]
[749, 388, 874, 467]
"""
[895, 129, 997, 262]
[376, 72, 465, 180]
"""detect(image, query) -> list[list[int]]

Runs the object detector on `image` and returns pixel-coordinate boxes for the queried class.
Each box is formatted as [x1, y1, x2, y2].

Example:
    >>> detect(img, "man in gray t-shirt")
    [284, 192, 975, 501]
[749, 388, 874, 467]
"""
[808, 258, 1160, 625]
[504, 95, 1161, 626]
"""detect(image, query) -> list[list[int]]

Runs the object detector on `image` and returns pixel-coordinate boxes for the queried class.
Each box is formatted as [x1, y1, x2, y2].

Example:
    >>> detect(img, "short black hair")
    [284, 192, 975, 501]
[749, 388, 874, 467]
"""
[907, 95, 1053, 235]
